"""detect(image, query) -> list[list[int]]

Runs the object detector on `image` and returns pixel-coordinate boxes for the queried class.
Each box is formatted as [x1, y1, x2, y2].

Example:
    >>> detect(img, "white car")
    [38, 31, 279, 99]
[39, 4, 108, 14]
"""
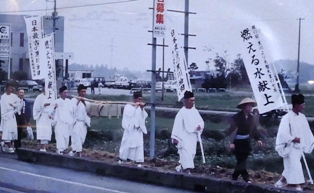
[155, 82, 163, 92]
[164, 80, 177, 92]
[74, 79, 91, 87]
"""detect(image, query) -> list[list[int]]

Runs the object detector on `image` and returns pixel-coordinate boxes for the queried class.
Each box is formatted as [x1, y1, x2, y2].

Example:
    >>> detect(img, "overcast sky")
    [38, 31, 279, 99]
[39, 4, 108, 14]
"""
[1, 0, 314, 72]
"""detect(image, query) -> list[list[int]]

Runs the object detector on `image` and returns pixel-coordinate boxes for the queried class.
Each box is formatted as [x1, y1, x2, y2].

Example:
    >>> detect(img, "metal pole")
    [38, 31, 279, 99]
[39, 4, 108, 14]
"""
[295, 18, 304, 93]
[150, 0, 157, 160]
[184, 0, 189, 64]
[161, 38, 165, 101]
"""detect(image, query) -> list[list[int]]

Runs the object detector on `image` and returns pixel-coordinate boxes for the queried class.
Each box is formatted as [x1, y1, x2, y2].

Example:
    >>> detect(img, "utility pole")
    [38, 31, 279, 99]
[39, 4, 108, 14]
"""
[147, 0, 195, 160]
[52, 0, 57, 36]
[295, 17, 304, 93]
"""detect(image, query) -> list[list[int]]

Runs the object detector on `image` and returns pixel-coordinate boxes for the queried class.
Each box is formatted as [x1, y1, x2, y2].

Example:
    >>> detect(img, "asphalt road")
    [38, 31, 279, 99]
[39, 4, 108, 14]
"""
[0, 155, 198, 193]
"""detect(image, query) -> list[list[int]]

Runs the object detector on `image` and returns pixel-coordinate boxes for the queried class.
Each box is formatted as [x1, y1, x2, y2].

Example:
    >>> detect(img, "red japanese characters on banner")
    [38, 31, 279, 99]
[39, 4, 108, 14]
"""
[153, 0, 166, 38]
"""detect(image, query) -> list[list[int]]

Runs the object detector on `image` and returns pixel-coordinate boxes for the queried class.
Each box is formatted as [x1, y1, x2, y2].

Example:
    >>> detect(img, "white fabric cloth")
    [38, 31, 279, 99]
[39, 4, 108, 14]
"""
[0, 93, 20, 140]
[33, 93, 54, 141]
[70, 98, 90, 152]
[119, 104, 148, 162]
[275, 111, 314, 184]
[53, 97, 73, 151]
[171, 106, 204, 170]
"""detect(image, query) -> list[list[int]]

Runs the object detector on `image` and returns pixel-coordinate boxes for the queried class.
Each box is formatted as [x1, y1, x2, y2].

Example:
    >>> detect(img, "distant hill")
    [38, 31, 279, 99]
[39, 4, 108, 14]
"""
[274, 59, 314, 84]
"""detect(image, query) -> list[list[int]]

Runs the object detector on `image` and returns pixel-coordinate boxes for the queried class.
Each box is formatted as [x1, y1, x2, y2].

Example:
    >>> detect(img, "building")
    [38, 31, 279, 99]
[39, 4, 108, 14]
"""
[68, 70, 93, 80]
[0, 14, 64, 79]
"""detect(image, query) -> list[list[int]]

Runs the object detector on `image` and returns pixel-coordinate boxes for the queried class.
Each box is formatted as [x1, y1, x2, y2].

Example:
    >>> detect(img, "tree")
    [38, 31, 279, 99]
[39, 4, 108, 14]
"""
[213, 55, 228, 77]
[233, 54, 249, 85]
[12, 71, 28, 81]
[188, 62, 198, 76]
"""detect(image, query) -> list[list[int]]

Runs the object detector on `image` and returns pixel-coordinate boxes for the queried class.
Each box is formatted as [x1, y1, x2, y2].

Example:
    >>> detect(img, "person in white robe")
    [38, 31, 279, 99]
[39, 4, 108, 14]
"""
[0, 83, 20, 153]
[33, 83, 56, 152]
[69, 84, 90, 157]
[171, 91, 204, 174]
[275, 94, 314, 191]
[52, 86, 73, 155]
[118, 91, 148, 167]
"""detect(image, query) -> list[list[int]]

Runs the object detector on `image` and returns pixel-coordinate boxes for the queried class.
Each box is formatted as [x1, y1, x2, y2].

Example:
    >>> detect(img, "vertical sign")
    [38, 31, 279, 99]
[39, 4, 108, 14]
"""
[0, 24, 10, 79]
[170, 29, 192, 101]
[241, 26, 284, 114]
[0, 25, 10, 39]
[40, 35, 57, 101]
[24, 16, 43, 80]
[153, 0, 166, 38]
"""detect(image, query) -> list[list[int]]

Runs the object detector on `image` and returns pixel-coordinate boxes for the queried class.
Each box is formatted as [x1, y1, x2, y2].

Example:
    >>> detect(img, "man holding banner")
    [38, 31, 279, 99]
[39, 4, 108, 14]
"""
[69, 84, 91, 157]
[118, 91, 148, 167]
[33, 83, 56, 152]
[275, 94, 314, 191]
[171, 91, 204, 174]
[52, 86, 73, 155]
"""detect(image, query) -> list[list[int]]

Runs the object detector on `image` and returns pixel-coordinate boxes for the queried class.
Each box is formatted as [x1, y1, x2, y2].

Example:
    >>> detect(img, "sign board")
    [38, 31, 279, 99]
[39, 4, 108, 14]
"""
[24, 16, 44, 80]
[0, 43, 10, 58]
[153, 0, 167, 38]
[169, 29, 192, 101]
[0, 25, 10, 39]
[241, 25, 284, 114]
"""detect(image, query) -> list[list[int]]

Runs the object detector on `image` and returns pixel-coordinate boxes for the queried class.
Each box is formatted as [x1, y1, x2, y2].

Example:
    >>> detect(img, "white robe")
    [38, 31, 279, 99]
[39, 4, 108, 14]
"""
[70, 98, 90, 152]
[276, 111, 314, 184]
[33, 93, 54, 141]
[171, 106, 204, 170]
[53, 97, 73, 151]
[0, 93, 20, 140]
[119, 104, 148, 162]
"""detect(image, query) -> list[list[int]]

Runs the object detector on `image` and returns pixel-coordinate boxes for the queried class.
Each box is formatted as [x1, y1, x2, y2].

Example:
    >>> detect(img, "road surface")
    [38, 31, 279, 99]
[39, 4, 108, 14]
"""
[0, 155, 198, 193]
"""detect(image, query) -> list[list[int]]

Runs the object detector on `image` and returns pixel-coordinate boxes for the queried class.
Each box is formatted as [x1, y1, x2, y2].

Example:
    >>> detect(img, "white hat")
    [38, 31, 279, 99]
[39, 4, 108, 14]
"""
[237, 98, 257, 109]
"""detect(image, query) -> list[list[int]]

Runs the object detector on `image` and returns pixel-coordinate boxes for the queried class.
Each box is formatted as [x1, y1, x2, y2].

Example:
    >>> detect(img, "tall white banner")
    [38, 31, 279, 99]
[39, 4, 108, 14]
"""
[169, 29, 192, 101]
[153, 0, 166, 38]
[24, 16, 44, 80]
[241, 25, 285, 114]
[40, 35, 57, 101]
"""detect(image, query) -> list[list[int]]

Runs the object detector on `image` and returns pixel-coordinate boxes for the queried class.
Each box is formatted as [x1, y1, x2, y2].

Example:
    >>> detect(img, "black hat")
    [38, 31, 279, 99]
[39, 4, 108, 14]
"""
[133, 91, 142, 99]
[77, 84, 87, 92]
[59, 86, 67, 93]
[184, 90, 194, 99]
[291, 94, 304, 105]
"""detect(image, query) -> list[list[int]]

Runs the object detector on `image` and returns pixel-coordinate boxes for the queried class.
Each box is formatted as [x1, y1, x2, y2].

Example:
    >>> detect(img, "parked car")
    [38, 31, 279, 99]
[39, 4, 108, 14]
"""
[129, 80, 151, 89]
[155, 81, 164, 92]
[74, 78, 91, 87]
[18, 80, 41, 92]
[164, 80, 177, 92]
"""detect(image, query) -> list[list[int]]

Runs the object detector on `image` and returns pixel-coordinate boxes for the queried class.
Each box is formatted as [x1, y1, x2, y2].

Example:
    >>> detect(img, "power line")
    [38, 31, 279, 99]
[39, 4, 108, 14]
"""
[0, 0, 138, 14]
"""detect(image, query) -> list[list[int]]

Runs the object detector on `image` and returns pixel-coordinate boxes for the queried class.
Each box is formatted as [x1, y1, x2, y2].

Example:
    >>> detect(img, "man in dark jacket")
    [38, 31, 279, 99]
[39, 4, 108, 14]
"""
[14, 89, 31, 149]
[226, 97, 263, 183]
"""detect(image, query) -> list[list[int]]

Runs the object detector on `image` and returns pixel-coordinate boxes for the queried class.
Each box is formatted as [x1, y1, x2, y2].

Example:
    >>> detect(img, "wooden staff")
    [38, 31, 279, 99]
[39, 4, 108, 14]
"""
[70, 95, 175, 107]
[70, 95, 145, 106]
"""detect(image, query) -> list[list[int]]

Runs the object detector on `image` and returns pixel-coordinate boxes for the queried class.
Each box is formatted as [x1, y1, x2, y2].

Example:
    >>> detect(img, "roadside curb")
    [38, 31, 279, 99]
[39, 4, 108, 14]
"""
[16, 148, 301, 193]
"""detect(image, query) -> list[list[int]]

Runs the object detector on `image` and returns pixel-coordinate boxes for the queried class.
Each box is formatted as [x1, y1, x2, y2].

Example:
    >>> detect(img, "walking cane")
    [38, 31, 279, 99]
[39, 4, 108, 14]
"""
[302, 152, 313, 184]
[197, 132, 206, 163]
